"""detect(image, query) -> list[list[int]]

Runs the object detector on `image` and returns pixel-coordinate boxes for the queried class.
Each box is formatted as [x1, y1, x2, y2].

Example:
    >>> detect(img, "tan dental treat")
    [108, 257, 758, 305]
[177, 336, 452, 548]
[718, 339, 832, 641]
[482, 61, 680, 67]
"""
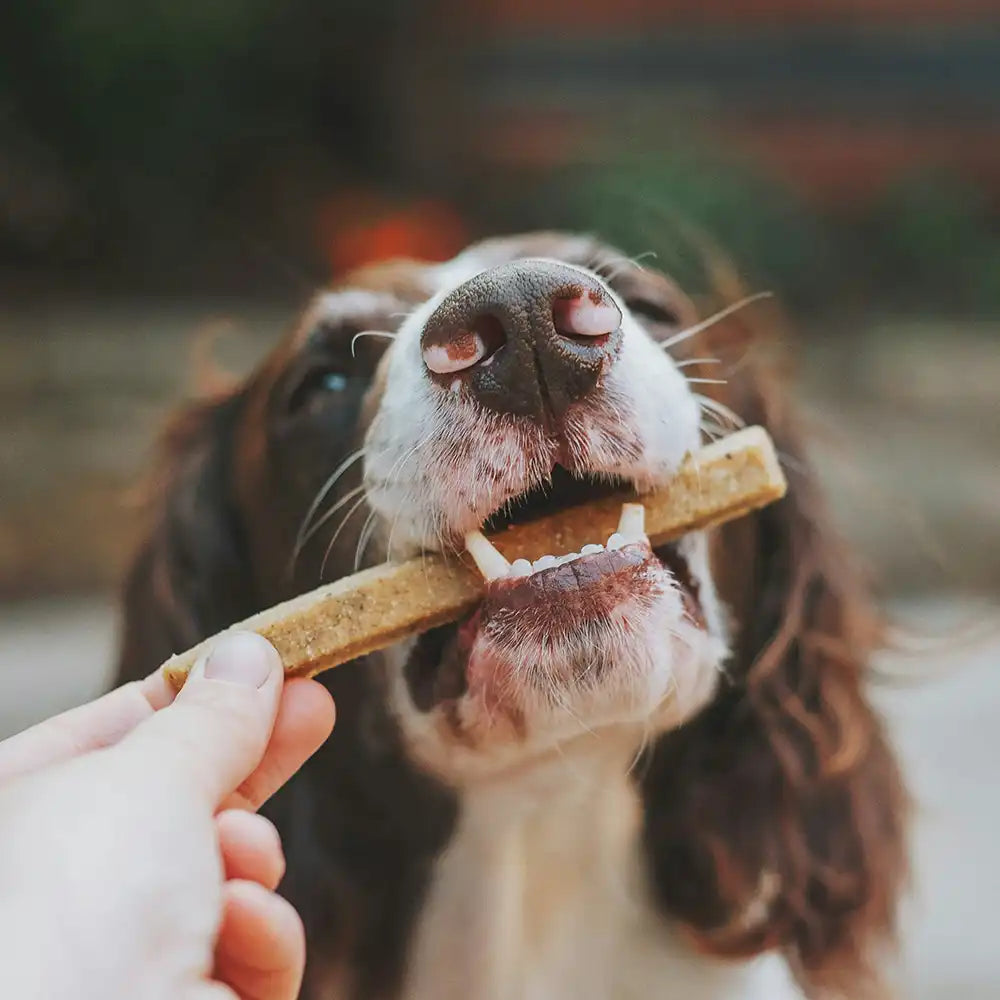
[162, 425, 786, 690]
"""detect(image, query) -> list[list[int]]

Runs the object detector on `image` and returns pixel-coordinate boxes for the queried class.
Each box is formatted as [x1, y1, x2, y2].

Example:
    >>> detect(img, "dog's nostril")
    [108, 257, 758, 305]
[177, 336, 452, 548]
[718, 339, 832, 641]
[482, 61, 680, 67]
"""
[552, 294, 622, 343]
[470, 314, 507, 365]
[423, 313, 507, 374]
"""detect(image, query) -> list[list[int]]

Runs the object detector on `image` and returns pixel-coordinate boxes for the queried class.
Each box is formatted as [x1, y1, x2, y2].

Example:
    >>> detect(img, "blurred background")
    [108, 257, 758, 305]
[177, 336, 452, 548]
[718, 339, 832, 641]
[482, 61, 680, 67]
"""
[1, 1, 998, 997]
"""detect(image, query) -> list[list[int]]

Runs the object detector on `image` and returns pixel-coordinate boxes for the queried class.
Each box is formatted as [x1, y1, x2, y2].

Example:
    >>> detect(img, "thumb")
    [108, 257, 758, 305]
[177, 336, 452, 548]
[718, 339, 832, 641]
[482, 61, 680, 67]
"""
[111, 631, 284, 808]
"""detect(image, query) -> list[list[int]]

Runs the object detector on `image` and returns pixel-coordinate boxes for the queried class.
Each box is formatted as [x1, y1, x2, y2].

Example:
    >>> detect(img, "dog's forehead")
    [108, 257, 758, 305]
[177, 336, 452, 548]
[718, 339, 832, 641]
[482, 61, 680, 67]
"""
[434, 233, 604, 283]
[326, 233, 611, 307]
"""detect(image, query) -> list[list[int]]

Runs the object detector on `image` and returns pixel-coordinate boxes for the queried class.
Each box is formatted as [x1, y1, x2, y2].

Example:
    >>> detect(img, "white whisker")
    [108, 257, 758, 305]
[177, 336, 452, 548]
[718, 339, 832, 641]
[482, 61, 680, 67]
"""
[293, 483, 367, 567]
[685, 377, 728, 386]
[597, 250, 658, 282]
[380, 432, 438, 559]
[695, 393, 745, 429]
[354, 508, 380, 571]
[351, 330, 396, 357]
[320, 493, 370, 579]
[289, 448, 368, 572]
[659, 291, 773, 354]
[295, 449, 366, 547]
[674, 357, 722, 369]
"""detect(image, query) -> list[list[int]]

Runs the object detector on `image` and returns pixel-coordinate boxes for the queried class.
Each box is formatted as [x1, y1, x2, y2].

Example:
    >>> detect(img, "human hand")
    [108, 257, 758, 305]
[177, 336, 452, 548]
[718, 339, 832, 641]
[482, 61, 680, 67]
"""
[0, 631, 335, 1000]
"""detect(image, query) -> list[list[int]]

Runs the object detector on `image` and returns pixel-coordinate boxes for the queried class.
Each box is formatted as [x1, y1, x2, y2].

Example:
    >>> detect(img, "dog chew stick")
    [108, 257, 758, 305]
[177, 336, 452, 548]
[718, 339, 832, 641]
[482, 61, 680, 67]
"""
[162, 425, 786, 690]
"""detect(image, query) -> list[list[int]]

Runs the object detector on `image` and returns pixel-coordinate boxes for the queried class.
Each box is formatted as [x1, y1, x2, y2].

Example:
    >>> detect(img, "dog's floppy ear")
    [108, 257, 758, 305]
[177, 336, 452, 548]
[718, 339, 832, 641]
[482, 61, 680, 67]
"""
[641, 307, 908, 998]
[115, 389, 256, 685]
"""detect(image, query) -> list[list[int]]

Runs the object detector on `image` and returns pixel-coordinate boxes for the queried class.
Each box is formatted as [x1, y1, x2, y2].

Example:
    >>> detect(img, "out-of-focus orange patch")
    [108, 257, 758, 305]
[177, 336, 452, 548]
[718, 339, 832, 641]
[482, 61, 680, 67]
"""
[318, 193, 468, 276]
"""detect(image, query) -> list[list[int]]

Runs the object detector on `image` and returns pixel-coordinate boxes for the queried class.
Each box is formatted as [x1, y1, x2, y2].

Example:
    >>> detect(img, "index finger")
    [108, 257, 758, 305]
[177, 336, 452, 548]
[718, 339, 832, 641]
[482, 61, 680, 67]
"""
[0, 671, 176, 784]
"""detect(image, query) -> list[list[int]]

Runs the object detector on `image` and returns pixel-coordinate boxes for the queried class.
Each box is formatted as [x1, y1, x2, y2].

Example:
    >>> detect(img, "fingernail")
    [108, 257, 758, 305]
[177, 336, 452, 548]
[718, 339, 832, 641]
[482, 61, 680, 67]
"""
[202, 632, 279, 688]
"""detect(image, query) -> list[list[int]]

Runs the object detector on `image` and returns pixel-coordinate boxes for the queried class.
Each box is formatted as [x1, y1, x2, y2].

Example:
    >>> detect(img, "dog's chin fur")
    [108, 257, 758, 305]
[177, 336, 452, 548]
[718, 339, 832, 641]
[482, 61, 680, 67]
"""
[386, 600, 726, 788]
[383, 532, 728, 786]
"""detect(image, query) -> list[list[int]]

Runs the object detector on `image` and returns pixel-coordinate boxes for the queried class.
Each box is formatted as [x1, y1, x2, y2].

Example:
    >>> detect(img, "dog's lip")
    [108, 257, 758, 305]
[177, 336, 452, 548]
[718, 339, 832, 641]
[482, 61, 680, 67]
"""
[457, 475, 706, 628]
[483, 541, 652, 610]
[440, 470, 706, 630]
[461, 530, 704, 639]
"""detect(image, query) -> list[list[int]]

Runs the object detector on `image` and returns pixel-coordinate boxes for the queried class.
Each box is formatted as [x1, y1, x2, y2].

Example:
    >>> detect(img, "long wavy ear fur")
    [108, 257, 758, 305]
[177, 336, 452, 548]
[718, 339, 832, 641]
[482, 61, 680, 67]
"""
[640, 302, 908, 999]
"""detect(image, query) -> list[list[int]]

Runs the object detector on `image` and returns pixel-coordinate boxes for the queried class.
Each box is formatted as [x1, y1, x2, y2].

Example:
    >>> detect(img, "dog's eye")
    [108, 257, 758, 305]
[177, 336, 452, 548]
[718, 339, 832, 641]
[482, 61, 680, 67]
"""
[626, 299, 680, 328]
[321, 372, 348, 391]
[285, 367, 351, 417]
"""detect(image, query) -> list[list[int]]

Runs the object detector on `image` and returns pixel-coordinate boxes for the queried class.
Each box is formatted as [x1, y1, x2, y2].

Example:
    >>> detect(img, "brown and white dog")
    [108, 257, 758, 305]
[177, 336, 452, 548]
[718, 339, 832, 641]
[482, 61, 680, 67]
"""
[115, 232, 907, 1000]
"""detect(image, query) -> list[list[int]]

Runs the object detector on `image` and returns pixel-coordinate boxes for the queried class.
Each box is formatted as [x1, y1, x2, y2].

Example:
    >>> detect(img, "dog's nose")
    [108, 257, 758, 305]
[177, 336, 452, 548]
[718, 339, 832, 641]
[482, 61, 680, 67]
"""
[420, 260, 622, 421]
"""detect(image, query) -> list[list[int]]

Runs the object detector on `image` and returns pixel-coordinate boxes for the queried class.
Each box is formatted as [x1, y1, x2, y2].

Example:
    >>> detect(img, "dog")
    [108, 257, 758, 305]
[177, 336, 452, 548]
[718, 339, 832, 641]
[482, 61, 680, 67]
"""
[115, 232, 907, 999]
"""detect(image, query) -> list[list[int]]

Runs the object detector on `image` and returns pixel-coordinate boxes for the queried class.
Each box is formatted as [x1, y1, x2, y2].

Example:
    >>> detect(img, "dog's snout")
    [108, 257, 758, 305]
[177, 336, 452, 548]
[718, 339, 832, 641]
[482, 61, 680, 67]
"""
[420, 260, 622, 420]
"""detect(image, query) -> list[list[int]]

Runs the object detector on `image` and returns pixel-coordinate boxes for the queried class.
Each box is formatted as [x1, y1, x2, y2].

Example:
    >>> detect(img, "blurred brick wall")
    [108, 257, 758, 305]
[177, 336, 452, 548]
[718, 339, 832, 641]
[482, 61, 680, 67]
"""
[469, 0, 1000, 23]
[435, 0, 1000, 207]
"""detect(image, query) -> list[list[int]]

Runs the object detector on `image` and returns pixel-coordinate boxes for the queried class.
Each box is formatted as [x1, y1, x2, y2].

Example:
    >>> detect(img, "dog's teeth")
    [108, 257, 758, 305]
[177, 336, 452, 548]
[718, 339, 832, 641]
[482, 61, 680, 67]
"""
[606, 532, 626, 550]
[617, 503, 646, 542]
[532, 554, 558, 572]
[464, 530, 511, 581]
[508, 558, 533, 579]
[580, 543, 604, 556]
[557, 552, 580, 565]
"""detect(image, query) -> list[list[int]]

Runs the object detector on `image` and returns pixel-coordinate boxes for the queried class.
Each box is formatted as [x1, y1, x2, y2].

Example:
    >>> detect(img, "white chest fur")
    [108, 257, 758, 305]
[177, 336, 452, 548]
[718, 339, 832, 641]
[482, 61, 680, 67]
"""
[401, 737, 802, 1000]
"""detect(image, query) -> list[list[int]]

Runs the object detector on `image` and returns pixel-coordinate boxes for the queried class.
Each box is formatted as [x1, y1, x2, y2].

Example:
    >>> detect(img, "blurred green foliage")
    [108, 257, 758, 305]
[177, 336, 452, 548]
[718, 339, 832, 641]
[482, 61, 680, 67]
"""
[1, 0, 412, 278]
[862, 170, 1000, 313]
[522, 154, 1000, 315]
[531, 151, 837, 309]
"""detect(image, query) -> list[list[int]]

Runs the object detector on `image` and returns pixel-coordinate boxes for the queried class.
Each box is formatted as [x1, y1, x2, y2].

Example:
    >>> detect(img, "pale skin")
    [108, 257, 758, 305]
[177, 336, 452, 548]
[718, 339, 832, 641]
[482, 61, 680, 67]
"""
[0, 631, 336, 1000]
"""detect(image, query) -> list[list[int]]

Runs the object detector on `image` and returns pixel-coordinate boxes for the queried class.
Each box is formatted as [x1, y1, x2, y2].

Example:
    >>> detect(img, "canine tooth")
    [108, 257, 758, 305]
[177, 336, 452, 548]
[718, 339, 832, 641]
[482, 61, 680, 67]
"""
[580, 543, 603, 555]
[464, 530, 511, 581]
[509, 558, 533, 579]
[617, 503, 646, 542]
[557, 552, 578, 565]
[532, 555, 558, 572]
[606, 532, 626, 550]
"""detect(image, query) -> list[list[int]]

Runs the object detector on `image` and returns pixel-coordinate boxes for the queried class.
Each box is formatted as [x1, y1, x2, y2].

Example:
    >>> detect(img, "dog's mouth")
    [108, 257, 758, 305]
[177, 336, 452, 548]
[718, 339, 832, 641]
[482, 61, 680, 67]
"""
[482, 464, 628, 533]
[458, 468, 706, 667]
